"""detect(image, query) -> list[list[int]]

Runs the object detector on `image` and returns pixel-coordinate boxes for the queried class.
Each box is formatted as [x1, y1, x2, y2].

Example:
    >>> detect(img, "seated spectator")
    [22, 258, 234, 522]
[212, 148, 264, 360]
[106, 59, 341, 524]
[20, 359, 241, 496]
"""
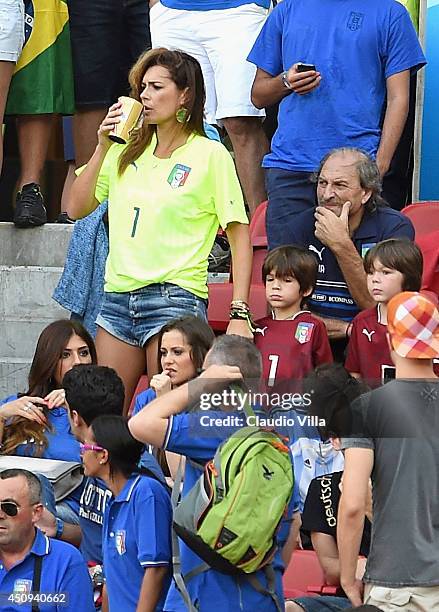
[129, 335, 301, 611]
[63, 364, 165, 560]
[0, 468, 94, 612]
[132, 315, 215, 480]
[286, 364, 371, 612]
[0, 319, 96, 523]
[67, 48, 252, 415]
[0, 0, 24, 177]
[283, 148, 414, 344]
[254, 245, 332, 392]
[81, 415, 172, 611]
[346, 239, 423, 387]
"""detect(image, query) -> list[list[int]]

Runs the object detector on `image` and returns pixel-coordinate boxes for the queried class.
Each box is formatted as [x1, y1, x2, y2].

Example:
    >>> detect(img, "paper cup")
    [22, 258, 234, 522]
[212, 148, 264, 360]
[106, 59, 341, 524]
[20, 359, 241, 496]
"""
[109, 97, 143, 144]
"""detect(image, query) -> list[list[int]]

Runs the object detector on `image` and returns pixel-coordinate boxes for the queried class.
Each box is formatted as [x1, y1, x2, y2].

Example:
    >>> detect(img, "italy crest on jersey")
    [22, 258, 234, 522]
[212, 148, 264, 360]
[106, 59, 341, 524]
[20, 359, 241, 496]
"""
[167, 164, 191, 189]
[13, 579, 32, 595]
[295, 322, 314, 344]
[115, 530, 126, 555]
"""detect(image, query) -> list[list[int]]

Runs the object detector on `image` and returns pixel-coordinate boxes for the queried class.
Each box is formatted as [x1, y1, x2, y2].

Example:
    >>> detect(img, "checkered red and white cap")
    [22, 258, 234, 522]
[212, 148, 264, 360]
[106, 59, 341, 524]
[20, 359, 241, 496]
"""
[387, 292, 439, 359]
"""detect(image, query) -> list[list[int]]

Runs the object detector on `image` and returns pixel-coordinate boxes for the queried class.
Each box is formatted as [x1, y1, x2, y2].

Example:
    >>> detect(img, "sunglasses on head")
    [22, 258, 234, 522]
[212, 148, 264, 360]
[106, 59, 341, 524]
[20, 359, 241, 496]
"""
[0, 501, 20, 517]
[80, 443, 105, 455]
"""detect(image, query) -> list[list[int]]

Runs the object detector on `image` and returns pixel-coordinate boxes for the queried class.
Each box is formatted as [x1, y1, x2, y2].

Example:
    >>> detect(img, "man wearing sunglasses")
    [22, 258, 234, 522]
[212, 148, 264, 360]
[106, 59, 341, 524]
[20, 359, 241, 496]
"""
[0, 468, 94, 611]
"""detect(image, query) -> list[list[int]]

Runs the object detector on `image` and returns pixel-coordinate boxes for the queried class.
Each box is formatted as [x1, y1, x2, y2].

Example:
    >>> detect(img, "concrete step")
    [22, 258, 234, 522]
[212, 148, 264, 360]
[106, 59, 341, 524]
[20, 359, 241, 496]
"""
[0, 222, 72, 267]
[0, 223, 72, 396]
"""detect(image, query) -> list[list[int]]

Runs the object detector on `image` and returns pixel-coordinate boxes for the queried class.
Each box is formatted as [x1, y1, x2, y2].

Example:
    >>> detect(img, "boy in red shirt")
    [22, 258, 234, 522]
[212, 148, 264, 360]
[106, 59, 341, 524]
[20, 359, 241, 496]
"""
[345, 238, 422, 386]
[255, 245, 332, 392]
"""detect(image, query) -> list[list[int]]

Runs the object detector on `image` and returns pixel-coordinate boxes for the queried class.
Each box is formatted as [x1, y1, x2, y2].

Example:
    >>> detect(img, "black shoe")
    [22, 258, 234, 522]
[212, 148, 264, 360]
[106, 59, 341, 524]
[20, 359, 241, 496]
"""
[56, 212, 75, 224]
[14, 183, 47, 228]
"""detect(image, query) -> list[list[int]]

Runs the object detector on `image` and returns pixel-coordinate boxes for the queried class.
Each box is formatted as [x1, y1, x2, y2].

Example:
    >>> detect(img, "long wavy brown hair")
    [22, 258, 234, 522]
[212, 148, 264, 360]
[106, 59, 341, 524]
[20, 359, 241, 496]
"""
[2, 320, 97, 456]
[118, 47, 206, 176]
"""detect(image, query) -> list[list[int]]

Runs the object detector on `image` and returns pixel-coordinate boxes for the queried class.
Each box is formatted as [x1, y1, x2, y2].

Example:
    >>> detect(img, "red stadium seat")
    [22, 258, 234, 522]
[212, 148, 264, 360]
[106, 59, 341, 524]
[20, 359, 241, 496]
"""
[283, 550, 339, 598]
[402, 201, 439, 237]
[416, 231, 439, 298]
[207, 201, 268, 332]
[250, 200, 268, 247]
[128, 374, 149, 417]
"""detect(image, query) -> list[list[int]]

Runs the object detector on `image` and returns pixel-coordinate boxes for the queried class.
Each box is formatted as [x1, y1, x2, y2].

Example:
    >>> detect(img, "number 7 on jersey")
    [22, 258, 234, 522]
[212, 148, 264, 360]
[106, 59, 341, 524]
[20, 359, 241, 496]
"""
[131, 206, 140, 238]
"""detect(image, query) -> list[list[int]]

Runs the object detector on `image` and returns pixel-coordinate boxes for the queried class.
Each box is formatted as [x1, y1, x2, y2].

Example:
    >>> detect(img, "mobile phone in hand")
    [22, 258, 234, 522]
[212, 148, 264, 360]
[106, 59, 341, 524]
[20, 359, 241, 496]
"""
[296, 62, 316, 73]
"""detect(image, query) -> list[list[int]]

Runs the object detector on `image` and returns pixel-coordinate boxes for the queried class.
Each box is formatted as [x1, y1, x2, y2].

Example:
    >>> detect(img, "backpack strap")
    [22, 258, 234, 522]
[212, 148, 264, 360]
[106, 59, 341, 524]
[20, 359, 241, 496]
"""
[32, 554, 43, 612]
[171, 458, 199, 612]
[244, 565, 283, 612]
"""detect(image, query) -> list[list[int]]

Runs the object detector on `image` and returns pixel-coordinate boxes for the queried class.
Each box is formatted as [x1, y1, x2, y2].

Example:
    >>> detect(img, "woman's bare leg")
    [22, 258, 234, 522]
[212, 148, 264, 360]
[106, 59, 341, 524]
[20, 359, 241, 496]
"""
[96, 327, 146, 416]
[145, 335, 160, 382]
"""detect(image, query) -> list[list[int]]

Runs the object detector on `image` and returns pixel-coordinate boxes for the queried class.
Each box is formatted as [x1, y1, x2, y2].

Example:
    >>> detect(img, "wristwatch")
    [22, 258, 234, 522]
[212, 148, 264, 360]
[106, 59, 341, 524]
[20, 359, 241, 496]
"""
[55, 517, 64, 539]
[281, 71, 293, 90]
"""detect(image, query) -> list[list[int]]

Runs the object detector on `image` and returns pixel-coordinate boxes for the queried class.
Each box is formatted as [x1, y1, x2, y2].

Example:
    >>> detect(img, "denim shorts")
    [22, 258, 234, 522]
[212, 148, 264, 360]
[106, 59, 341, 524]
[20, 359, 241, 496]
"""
[96, 283, 208, 347]
[291, 596, 351, 611]
[0, 0, 24, 62]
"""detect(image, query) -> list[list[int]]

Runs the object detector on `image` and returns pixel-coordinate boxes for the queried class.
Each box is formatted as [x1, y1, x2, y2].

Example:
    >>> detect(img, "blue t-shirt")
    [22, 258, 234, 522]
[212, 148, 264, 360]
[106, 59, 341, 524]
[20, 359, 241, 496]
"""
[161, 0, 269, 13]
[287, 206, 415, 321]
[247, 0, 426, 172]
[79, 454, 165, 564]
[0, 529, 94, 612]
[163, 410, 302, 612]
[102, 474, 172, 612]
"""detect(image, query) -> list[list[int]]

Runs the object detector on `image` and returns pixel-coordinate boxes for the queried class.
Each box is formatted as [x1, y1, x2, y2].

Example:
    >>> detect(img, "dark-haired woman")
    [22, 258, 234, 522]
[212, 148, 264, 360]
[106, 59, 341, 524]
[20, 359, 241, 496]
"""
[67, 47, 253, 415]
[81, 415, 172, 611]
[0, 319, 96, 521]
[132, 315, 215, 481]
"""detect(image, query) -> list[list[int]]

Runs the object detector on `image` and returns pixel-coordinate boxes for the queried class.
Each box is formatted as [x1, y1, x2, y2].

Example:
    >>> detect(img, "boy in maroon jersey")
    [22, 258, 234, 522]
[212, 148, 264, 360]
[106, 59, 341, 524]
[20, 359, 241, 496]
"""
[345, 238, 423, 387]
[255, 245, 332, 392]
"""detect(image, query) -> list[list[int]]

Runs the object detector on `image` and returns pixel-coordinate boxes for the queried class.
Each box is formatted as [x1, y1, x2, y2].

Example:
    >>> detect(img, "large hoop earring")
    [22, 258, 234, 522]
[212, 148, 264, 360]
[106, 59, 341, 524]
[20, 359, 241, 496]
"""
[176, 107, 189, 124]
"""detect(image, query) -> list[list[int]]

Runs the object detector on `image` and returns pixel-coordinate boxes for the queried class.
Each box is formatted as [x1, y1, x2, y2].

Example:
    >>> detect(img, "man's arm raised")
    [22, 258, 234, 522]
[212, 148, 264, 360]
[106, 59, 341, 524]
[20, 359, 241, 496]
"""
[128, 365, 243, 448]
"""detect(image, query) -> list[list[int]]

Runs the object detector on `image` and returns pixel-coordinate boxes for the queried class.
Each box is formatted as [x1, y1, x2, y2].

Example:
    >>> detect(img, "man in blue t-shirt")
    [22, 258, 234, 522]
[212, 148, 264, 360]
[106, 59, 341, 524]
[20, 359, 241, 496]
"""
[130, 335, 302, 612]
[0, 469, 94, 612]
[281, 148, 414, 342]
[149, 0, 269, 215]
[247, 0, 426, 244]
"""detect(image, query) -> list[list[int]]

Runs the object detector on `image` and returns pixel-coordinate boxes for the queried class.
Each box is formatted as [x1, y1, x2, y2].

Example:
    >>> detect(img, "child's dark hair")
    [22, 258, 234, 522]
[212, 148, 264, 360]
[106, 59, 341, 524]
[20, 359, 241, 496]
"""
[91, 415, 144, 480]
[63, 365, 125, 426]
[303, 363, 370, 440]
[262, 245, 318, 297]
[363, 238, 423, 291]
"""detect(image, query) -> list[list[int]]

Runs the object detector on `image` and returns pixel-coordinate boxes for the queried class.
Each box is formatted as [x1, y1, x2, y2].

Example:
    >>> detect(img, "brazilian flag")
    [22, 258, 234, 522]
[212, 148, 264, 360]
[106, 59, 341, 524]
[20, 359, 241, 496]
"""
[5, 0, 75, 115]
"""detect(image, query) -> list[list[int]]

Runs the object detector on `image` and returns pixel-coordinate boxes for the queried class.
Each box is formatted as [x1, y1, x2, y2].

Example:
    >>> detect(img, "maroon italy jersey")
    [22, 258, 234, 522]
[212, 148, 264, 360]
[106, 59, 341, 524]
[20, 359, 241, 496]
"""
[345, 305, 392, 386]
[346, 305, 439, 386]
[254, 311, 333, 391]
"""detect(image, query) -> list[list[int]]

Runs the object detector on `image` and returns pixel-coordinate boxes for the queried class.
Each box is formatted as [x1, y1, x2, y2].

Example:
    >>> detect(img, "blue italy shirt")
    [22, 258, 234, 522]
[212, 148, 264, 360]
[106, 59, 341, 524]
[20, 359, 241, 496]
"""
[102, 474, 172, 611]
[248, 0, 426, 171]
[0, 529, 94, 612]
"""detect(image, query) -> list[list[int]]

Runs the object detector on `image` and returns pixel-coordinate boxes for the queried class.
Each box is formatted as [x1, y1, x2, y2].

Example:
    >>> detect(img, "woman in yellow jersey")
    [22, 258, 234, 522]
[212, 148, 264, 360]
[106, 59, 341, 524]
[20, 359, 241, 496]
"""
[67, 48, 253, 415]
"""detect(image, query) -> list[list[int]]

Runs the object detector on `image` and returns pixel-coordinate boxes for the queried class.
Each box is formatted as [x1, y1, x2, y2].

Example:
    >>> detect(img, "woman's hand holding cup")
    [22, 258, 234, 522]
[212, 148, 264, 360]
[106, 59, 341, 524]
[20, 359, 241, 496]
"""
[97, 100, 123, 148]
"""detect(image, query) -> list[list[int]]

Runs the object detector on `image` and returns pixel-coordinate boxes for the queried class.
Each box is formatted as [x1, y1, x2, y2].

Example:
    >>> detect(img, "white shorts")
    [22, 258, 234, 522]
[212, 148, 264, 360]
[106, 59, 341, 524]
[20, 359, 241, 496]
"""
[0, 0, 24, 62]
[364, 584, 439, 611]
[150, 2, 267, 124]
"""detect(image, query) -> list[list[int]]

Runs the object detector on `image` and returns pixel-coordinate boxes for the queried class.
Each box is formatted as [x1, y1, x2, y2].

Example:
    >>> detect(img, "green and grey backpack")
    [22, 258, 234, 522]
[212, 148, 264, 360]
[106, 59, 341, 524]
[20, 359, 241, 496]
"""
[172, 425, 293, 611]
